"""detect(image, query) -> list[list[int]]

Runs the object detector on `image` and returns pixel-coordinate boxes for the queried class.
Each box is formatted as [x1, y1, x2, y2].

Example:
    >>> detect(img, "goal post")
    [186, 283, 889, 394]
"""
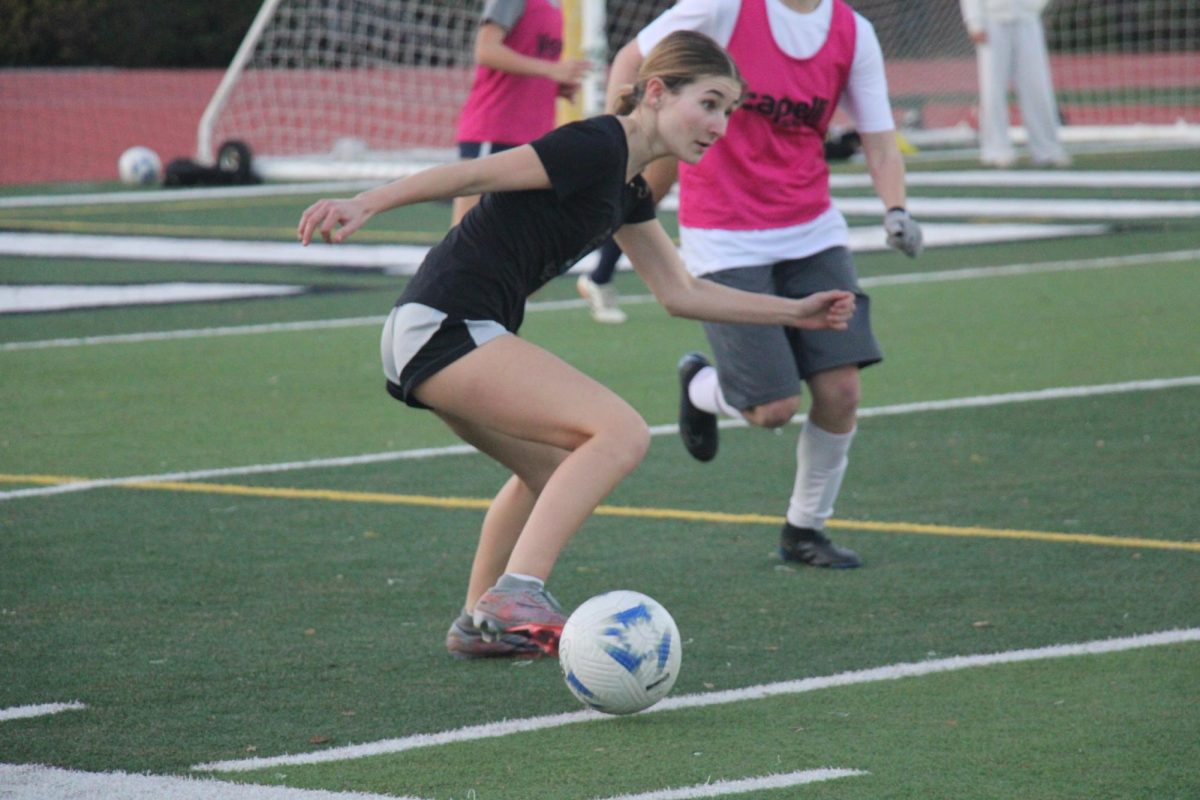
[558, 0, 609, 124]
[195, 0, 609, 182]
[195, 0, 481, 181]
[196, 0, 1197, 182]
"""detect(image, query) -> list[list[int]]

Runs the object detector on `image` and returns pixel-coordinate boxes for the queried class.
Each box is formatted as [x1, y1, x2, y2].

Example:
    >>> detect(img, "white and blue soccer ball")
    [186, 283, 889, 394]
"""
[117, 146, 162, 186]
[558, 590, 682, 715]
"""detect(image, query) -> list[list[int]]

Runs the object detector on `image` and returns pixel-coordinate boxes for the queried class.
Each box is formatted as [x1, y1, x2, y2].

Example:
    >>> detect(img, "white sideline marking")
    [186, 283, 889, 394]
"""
[0, 701, 86, 722]
[0, 222, 1105, 272]
[675, 376, 1200, 436]
[0, 170, 1193, 210]
[0, 764, 861, 800]
[883, 196, 1200, 220]
[0, 232, 431, 271]
[193, 628, 1200, 773]
[858, 248, 1200, 286]
[0, 283, 305, 313]
[836, 170, 1200, 189]
[0, 764, 411, 800]
[1, 315, 388, 352]
[593, 769, 868, 800]
[0, 181, 382, 209]
[4, 246, 1195, 353]
[2, 376, 1197, 504]
[657, 196, 1200, 220]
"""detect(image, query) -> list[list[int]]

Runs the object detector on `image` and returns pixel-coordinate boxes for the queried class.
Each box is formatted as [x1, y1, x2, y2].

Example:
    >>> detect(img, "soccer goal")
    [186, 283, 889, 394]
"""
[196, 0, 1199, 180]
[195, 0, 614, 181]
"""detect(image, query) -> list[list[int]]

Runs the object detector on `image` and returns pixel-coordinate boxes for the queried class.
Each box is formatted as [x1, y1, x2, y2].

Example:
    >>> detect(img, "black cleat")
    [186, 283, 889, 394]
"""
[780, 523, 862, 568]
[677, 352, 718, 462]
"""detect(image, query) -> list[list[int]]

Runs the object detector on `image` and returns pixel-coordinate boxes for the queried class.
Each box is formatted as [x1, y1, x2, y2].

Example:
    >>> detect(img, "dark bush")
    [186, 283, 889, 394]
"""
[0, 0, 261, 66]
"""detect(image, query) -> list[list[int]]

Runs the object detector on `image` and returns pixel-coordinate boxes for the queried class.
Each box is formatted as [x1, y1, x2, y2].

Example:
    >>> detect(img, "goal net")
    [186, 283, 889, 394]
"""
[197, 0, 1199, 180]
[849, 0, 1200, 148]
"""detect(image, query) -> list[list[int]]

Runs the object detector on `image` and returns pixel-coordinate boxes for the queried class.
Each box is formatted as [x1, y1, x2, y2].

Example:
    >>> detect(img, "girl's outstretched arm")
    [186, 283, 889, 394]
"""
[615, 220, 856, 330]
[298, 146, 551, 245]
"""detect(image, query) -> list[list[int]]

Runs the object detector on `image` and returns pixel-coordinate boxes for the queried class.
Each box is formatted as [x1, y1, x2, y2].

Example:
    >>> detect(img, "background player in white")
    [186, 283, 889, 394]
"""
[960, 0, 1071, 167]
[299, 32, 857, 658]
[609, 0, 923, 569]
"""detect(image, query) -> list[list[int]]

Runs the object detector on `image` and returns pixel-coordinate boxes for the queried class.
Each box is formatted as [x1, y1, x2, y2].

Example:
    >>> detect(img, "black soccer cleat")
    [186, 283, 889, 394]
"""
[780, 523, 862, 568]
[677, 352, 718, 462]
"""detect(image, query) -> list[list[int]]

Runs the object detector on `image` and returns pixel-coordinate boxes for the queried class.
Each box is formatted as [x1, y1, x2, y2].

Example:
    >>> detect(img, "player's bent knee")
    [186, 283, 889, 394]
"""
[814, 384, 861, 418]
[620, 419, 653, 471]
[599, 415, 651, 476]
[744, 398, 799, 429]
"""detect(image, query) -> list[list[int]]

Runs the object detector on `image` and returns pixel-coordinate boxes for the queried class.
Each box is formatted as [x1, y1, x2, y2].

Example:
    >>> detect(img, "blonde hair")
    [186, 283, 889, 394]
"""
[613, 30, 744, 116]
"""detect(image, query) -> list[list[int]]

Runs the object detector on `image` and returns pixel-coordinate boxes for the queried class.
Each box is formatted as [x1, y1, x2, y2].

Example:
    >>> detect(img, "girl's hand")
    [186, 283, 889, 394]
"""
[794, 290, 856, 330]
[298, 197, 372, 245]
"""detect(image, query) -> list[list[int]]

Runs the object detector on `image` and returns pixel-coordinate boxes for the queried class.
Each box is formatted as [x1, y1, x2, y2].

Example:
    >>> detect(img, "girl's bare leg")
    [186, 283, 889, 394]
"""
[435, 411, 569, 609]
[415, 334, 650, 582]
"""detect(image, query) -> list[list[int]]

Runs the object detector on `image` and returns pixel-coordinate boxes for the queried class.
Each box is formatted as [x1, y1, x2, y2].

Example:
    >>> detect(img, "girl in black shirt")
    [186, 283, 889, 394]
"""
[298, 31, 856, 659]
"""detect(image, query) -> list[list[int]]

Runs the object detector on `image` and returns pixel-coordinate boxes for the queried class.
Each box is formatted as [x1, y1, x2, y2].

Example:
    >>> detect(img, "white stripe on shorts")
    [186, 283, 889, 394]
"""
[380, 303, 507, 385]
[381, 304, 445, 384]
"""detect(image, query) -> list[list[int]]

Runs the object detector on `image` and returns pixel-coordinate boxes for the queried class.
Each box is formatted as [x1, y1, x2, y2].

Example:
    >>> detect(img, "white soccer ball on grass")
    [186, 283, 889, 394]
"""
[558, 590, 682, 715]
[117, 146, 162, 186]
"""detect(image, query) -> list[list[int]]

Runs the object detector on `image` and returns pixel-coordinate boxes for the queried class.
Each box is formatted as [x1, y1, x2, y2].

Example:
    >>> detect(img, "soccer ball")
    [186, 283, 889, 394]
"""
[117, 146, 162, 186]
[558, 590, 682, 715]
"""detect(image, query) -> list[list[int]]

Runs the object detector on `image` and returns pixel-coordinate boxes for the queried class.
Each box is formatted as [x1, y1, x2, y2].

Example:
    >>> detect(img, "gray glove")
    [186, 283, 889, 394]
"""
[884, 207, 924, 258]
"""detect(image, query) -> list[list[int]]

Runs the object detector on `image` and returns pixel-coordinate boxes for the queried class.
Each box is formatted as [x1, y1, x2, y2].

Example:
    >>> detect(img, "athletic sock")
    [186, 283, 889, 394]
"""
[786, 421, 855, 530]
[687, 365, 743, 419]
[497, 572, 544, 590]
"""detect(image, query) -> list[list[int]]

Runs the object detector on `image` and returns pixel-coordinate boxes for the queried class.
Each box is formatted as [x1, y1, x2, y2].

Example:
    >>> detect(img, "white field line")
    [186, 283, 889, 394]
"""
[4, 247, 1195, 353]
[592, 769, 868, 800]
[0, 180, 382, 209]
[857, 247, 1200, 287]
[2, 376, 1197, 504]
[193, 627, 1200, 773]
[689, 376, 1200, 436]
[0, 764, 861, 800]
[0, 764, 413, 800]
[836, 195, 1200, 219]
[653, 194, 1200, 218]
[0, 222, 1105, 272]
[836, 170, 1200, 189]
[0, 701, 86, 722]
[1, 315, 388, 352]
[0, 282, 306, 313]
[0, 170, 1194, 209]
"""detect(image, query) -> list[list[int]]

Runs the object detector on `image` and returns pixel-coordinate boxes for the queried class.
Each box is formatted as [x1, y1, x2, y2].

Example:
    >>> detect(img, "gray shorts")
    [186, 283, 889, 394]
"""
[700, 246, 882, 411]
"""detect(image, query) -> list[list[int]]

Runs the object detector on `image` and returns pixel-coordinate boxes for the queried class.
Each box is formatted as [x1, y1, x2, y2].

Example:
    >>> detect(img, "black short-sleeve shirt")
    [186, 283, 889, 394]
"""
[397, 115, 656, 332]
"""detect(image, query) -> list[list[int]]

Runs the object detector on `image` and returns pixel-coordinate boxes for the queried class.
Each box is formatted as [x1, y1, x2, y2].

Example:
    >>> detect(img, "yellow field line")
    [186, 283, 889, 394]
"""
[7, 473, 91, 485]
[4, 472, 1197, 552]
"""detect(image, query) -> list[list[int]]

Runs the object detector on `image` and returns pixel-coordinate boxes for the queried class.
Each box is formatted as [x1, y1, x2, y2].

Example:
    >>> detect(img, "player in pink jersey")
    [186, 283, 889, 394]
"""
[609, 0, 924, 569]
[451, 0, 591, 225]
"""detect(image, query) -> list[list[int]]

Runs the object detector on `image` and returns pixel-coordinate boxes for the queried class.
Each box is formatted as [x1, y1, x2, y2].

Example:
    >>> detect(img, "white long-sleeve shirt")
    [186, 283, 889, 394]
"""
[959, 0, 1050, 34]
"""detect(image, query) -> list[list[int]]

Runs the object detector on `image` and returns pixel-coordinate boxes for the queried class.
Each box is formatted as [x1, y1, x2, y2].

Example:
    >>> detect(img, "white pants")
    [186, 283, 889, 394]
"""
[975, 15, 1068, 164]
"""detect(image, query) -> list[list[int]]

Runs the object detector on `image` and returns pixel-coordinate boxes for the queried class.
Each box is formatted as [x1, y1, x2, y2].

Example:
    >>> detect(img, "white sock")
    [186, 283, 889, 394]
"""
[499, 572, 544, 589]
[786, 422, 855, 530]
[687, 365, 743, 419]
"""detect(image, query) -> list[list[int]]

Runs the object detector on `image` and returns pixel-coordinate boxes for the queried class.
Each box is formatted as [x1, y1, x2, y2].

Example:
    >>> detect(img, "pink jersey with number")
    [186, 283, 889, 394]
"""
[678, 0, 856, 230]
[455, 0, 564, 145]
